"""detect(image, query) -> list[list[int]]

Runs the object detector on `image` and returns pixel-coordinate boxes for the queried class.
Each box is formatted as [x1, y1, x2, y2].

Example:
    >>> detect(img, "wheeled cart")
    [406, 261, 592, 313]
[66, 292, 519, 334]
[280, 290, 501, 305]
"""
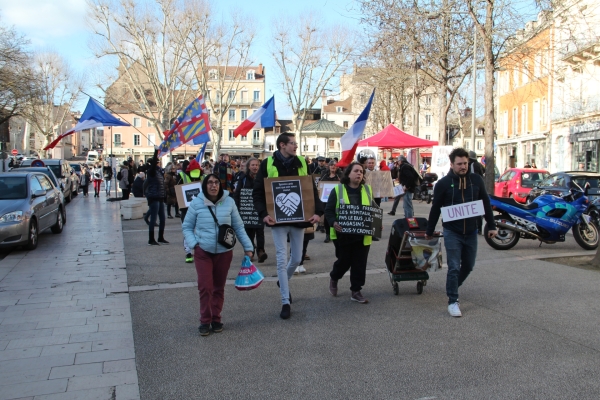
[384, 218, 442, 295]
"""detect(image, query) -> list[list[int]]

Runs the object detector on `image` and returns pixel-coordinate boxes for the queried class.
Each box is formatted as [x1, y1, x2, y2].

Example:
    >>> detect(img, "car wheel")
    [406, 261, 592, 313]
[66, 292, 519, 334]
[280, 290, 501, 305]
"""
[25, 219, 38, 250]
[65, 189, 72, 203]
[51, 207, 65, 233]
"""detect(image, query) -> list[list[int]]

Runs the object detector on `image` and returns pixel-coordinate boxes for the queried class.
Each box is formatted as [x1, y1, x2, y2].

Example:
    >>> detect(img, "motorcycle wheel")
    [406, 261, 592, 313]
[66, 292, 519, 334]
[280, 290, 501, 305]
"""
[572, 221, 599, 250]
[426, 194, 432, 204]
[484, 215, 520, 250]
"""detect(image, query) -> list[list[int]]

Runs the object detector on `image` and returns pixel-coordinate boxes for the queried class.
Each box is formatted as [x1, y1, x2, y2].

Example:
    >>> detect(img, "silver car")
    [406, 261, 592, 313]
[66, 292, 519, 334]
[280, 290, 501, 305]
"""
[0, 172, 66, 250]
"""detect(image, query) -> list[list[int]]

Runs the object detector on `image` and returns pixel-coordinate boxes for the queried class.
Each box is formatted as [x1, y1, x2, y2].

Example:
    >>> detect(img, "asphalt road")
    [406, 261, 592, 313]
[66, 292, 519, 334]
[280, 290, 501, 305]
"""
[124, 199, 600, 399]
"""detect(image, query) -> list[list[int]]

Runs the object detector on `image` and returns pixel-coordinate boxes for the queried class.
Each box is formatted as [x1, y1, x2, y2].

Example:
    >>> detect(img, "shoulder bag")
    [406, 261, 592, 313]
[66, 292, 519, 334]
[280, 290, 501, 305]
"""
[208, 206, 237, 249]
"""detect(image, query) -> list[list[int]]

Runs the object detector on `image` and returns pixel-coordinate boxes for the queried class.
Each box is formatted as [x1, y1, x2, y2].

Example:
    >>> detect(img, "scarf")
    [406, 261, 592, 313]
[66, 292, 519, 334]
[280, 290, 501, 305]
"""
[274, 150, 295, 169]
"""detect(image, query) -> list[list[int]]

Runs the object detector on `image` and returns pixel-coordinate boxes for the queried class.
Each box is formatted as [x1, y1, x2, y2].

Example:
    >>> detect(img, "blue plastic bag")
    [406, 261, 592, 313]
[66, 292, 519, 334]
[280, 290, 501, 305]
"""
[234, 256, 265, 291]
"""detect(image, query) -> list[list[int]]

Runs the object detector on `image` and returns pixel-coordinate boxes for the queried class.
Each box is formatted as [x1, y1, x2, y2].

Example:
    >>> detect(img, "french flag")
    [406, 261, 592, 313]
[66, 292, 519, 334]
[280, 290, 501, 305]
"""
[233, 96, 275, 137]
[337, 89, 375, 168]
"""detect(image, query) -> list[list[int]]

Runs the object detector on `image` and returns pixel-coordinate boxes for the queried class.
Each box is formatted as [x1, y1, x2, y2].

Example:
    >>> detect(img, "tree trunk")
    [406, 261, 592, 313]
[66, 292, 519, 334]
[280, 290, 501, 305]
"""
[482, 8, 496, 194]
[438, 83, 447, 145]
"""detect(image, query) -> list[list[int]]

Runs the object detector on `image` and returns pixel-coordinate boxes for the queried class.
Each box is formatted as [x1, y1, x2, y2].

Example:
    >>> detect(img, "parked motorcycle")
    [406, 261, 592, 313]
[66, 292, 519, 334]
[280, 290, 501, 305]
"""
[484, 184, 599, 250]
[413, 172, 438, 204]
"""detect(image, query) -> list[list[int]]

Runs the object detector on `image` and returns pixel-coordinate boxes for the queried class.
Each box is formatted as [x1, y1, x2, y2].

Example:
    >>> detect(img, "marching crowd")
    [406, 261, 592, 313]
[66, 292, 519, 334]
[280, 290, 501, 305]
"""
[88, 134, 496, 336]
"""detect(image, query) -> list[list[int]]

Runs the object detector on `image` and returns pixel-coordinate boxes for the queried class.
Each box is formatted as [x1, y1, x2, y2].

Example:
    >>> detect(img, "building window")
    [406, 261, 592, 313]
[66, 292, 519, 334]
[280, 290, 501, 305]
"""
[133, 117, 141, 127]
[534, 53, 542, 78]
[503, 110, 508, 136]
[336, 106, 342, 113]
[512, 107, 518, 135]
[253, 90, 260, 102]
[114, 133, 121, 145]
[240, 134, 247, 141]
[228, 129, 235, 141]
[343, 121, 349, 128]
[329, 139, 335, 148]
[425, 95, 432, 105]
[465, 141, 469, 150]
[303, 144, 309, 152]
[147, 120, 152, 127]
[253, 130, 260, 140]
[425, 114, 432, 127]
[209, 69, 218, 79]
[241, 91, 247, 103]
[522, 61, 529, 85]
[425, 135, 431, 140]
[521, 104, 528, 134]
[477, 128, 484, 136]
[247, 70, 255, 80]
[229, 109, 235, 121]
[133, 134, 140, 146]
[542, 98, 548, 126]
[216, 91, 221, 102]
[269, 144, 274, 151]
[147, 134, 155, 146]
[513, 68, 519, 88]
[313, 145, 318, 152]
[229, 90, 235, 101]
[533, 99, 540, 132]
[241, 109, 248, 120]
[477, 140, 483, 150]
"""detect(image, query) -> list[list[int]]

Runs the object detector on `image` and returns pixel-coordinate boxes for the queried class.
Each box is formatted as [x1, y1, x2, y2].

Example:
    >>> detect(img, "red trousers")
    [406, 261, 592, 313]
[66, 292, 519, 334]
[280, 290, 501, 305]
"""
[93, 180, 102, 194]
[194, 246, 233, 324]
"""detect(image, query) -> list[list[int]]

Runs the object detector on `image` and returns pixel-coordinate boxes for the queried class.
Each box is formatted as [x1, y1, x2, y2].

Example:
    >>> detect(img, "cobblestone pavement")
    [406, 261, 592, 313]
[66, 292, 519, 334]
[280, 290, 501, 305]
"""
[0, 191, 139, 400]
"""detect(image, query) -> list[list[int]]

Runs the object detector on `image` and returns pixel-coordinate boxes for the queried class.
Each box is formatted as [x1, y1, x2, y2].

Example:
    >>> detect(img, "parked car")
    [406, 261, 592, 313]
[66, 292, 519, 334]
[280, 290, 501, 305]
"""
[19, 159, 74, 202]
[494, 168, 549, 203]
[0, 171, 65, 250]
[11, 167, 63, 198]
[526, 171, 600, 207]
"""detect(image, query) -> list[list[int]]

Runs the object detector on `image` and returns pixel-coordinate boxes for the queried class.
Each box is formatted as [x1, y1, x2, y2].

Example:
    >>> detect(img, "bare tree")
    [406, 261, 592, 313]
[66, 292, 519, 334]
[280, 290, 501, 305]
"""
[23, 52, 82, 155]
[88, 0, 197, 137]
[178, 5, 256, 157]
[0, 21, 39, 126]
[271, 15, 355, 154]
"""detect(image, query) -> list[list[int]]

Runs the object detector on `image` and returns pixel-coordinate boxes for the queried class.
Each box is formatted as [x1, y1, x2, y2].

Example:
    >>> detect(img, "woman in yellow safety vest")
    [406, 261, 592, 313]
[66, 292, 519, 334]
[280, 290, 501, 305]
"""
[324, 161, 374, 304]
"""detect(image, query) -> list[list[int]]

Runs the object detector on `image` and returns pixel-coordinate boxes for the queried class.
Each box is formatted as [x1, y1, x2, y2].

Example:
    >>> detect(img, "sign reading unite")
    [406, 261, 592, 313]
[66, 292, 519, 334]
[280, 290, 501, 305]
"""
[337, 204, 383, 237]
[239, 189, 262, 228]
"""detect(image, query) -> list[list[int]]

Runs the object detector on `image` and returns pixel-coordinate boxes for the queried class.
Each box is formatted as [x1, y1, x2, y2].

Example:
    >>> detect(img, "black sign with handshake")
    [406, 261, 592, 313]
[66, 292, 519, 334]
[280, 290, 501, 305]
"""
[337, 204, 383, 238]
[239, 189, 262, 228]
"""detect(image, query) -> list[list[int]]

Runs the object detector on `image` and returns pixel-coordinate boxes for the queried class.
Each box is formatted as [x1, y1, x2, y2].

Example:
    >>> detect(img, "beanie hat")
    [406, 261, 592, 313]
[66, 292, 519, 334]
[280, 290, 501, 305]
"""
[187, 159, 201, 178]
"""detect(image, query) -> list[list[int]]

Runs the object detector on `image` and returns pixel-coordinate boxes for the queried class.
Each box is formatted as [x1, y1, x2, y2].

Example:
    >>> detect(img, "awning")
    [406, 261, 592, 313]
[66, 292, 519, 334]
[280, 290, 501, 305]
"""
[358, 124, 438, 148]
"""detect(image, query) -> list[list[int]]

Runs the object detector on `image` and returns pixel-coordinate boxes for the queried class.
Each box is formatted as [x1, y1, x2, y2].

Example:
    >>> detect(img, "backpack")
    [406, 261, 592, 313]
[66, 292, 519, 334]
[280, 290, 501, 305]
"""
[117, 170, 122, 180]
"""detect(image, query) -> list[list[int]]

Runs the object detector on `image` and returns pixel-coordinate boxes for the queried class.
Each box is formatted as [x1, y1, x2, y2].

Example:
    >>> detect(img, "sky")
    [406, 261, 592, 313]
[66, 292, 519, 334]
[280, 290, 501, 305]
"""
[0, 0, 362, 118]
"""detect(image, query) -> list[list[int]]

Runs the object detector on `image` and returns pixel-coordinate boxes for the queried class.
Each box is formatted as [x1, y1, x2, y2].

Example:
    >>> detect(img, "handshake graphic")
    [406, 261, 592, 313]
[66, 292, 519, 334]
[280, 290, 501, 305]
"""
[275, 192, 301, 217]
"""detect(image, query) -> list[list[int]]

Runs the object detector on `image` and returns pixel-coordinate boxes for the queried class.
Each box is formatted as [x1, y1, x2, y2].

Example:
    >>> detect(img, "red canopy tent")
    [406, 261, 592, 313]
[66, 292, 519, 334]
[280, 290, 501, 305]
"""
[358, 124, 438, 148]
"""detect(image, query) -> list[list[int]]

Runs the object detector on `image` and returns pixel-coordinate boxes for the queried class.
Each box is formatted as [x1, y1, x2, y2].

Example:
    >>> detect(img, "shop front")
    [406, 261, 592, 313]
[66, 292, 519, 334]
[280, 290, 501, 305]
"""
[569, 121, 600, 172]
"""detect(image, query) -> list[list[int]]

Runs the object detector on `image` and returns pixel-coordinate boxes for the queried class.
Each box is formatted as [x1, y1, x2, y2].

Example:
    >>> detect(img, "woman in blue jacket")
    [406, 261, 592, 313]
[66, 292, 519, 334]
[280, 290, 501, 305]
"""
[182, 173, 254, 336]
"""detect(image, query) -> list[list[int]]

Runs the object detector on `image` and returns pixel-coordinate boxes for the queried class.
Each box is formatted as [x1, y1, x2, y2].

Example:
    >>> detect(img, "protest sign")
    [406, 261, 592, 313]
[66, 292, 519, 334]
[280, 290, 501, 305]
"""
[365, 170, 395, 198]
[441, 200, 484, 222]
[393, 183, 404, 197]
[318, 182, 338, 202]
[265, 176, 315, 224]
[337, 204, 383, 238]
[175, 182, 202, 208]
[238, 188, 262, 228]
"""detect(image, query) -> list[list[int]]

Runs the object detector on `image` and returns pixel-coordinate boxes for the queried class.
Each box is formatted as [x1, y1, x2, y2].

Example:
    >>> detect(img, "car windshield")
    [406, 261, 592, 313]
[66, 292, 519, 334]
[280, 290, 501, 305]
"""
[520, 172, 549, 188]
[47, 165, 61, 178]
[88, 155, 97, 161]
[0, 177, 27, 199]
[70, 164, 81, 172]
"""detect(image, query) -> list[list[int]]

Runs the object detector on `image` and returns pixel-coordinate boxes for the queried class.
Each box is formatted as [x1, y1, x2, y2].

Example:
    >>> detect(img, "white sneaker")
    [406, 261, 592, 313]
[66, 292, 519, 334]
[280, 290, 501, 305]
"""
[294, 267, 299, 275]
[297, 265, 306, 274]
[448, 302, 462, 317]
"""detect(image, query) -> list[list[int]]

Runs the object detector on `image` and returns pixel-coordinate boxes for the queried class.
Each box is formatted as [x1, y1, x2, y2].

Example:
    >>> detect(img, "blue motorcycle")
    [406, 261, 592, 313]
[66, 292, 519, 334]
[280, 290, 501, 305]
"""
[484, 185, 599, 250]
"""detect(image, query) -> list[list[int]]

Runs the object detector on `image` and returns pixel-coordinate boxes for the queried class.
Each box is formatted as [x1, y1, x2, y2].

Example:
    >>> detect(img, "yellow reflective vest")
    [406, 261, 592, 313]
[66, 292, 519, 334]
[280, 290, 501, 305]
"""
[266, 156, 308, 177]
[330, 183, 373, 246]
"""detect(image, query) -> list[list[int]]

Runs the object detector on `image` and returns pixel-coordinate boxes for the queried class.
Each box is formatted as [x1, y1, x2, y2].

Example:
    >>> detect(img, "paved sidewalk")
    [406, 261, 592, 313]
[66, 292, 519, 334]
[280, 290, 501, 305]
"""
[0, 192, 139, 400]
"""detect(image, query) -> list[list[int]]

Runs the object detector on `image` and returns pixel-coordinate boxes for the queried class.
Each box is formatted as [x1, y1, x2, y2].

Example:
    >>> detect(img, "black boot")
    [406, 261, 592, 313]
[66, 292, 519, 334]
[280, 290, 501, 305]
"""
[148, 231, 159, 246]
[157, 230, 169, 244]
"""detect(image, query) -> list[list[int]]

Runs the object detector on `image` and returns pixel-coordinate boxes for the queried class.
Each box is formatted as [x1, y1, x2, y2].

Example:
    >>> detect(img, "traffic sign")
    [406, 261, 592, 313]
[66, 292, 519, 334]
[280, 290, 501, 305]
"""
[11, 149, 18, 155]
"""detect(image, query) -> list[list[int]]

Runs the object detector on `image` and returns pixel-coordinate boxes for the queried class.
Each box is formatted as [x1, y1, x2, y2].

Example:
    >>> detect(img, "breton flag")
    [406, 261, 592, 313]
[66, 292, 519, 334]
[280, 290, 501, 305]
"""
[43, 98, 130, 150]
[233, 95, 275, 137]
[337, 89, 375, 168]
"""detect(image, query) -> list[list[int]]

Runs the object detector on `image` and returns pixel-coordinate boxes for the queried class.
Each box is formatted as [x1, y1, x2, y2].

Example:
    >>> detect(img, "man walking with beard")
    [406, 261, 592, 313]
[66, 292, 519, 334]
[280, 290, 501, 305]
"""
[425, 148, 497, 317]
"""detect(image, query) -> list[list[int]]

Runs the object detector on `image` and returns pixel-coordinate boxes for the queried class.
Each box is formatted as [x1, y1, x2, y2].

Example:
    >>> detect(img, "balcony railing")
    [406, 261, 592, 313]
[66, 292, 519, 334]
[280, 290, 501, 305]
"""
[252, 139, 263, 146]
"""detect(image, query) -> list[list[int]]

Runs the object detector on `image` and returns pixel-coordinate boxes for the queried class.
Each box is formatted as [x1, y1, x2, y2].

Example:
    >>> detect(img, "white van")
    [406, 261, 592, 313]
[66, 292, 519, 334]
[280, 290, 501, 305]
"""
[86, 151, 99, 165]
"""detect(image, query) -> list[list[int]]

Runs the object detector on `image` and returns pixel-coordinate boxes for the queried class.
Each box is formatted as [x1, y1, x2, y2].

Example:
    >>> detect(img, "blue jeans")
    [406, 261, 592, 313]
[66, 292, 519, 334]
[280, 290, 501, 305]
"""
[443, 228, 478, 304]
[403, 192, 414, 218]
[105, 179, 111, 194]
[148, 200, 166, 234]
[271, 225, 304, 305]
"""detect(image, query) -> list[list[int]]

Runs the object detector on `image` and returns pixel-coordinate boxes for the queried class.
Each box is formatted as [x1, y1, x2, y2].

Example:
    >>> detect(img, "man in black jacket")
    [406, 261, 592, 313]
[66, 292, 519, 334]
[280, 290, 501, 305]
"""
[253, 133, 323, 320]
[143, 151, 168, 246]
[388, 155, 417, 217]
[426, 148, 497, 318]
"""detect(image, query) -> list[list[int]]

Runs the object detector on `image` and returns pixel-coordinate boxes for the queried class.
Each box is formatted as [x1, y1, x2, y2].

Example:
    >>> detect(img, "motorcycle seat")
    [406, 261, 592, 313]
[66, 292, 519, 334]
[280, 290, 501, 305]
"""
[490, 195, 538, 210]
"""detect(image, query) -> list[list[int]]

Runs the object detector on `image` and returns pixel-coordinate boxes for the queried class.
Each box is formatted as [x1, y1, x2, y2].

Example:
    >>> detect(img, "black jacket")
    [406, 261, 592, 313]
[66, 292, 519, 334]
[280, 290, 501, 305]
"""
[469, 159, 485, 176]
[253, 152, 324, 228]
[132, 177, 144, 197]
[398, 162, 420, 192]
[233, 172, 252, 206]
[426, 169, 496, 235]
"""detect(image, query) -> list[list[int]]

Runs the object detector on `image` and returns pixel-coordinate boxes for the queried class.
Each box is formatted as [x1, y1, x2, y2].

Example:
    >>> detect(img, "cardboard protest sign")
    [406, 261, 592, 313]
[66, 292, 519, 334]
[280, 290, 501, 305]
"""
[265, 176, 315, 224]
[337, 204, 383, 238]
[441, 200, 484, 222]
[365, 170, 394, 198]
[175, 182, 202, 208]
[312, 174, 321, 185]
[393, 182, 404, 197]
[238, 188, 262, 228]
[318, 182, 338, 202]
